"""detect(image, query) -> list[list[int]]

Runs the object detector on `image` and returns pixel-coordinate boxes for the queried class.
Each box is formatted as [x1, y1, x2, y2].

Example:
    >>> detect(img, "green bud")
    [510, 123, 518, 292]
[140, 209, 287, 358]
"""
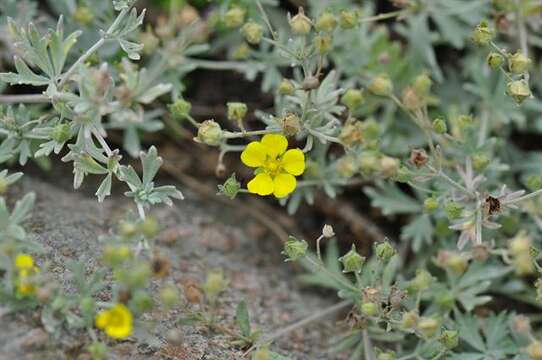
[440, 330, 459, 349]
[51, 123, 71, 143]
[119, 221, 137, 237]
[241, 21, 263, 44]
[457, 114, 473, 129]
[339, 244, 365, 273]
[196, 120, 223, 146]
[204, 271, 227, 299]
[471, 21, 493, 45]
[282, 236, 308, 261]
[394, 166, 411, 183]
[358, 152, 380, 175]
[289, 7, 312, 35]
[432, 117, 447, 134]
[278, 79, 296, 96]
[402, 86, 423, 110]
[159, 285, 179, 308]
[224, 7, 246, 28]
[377, 351, 396, 360]
[315, 11, 337, 32]
[339, 120, 364, 147]
[435, 290, 455, 309]
[417, 317, 440, 338]
[401, 311, 419, 329]
[526, 174, 542, 191]
[128, 263, 152, 288]
[139, 217, 160, 238]
[131, 290, 154, 312]
[527, 340, 542, 360]
[423, 197, 439, 213]
[410, 269, 432, 291]
[375, 241, 395, 262]
[252, 347, 270, 360]
[506, 79, 531, 104]
[413, 73, 432, 95]
[314, 34, 332, 54]
[227, 102, 248, 123]
[361, 302, 378, 317]
[232, 43, 251, 60]
[218, 173, 241, 199]
[508, 51, 531, 74]
[336, 156, 359, 178]
[379, 156, 400, 178]
[341, 89, 365, 111]
[444, 201, 463, 220]
[281, 113, 301, 137]
[369, 74, 393, 96]
[87, 342, 107, 360]
[169, 98, 192, 120]
[487, 52, 504, 69]
[339, 9, 359, 29]
[472, 153, 490, 171]
[73, 6, 94, 25]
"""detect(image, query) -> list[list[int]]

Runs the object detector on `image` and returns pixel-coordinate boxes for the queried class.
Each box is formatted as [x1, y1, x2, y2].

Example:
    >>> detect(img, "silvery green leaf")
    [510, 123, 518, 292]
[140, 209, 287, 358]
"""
[118, 165, 142, 190]
[141, 146, 162, 186]
[235, 301, 251, 338]
[137, 83, 172, 104]
[10, 192, 35, 225]
[364, 182, 421, 215]
[0, 57, 50, 86]
[118, 39, 143, 60]
[96, 173, 112, 202]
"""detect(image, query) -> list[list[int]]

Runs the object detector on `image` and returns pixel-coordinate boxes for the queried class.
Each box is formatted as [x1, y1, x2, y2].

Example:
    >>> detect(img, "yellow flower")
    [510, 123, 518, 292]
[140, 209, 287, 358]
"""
[241, 134, 305, 198]
[95, 303, 133, 339]
[15, 253, 34, 271]
[16, 278, 36, 297]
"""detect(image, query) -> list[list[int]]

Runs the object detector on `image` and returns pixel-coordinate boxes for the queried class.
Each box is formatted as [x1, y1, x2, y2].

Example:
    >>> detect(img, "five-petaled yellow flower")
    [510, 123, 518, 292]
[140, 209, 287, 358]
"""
[241, 134, 305, 198]
[14, 253, 39, 297]
[95, 303, 133, 339]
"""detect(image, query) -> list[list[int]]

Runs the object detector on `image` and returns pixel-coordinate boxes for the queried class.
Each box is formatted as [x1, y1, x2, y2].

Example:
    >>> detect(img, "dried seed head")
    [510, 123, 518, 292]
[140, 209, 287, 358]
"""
[409, 148, 428, 167]
[322, 224, 335, 238]
[302, 76, 320, 91]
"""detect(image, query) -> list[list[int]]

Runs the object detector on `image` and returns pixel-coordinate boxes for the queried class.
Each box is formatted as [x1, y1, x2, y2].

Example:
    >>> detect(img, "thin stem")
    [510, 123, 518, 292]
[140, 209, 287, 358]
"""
[94, 132, 113, 156]
[243, 299, 352, 356]
[137, 203, 146, 220]
[304, 254, 359, 293]
[516, 0, 530, 83]
[304, 126, 342, 144]
[188, 58, 264, 72]
[362, 330, 376, 360]
[359, 10, 406, 24]
[256, 0, 277, 41]
[427, 165, 474, 197]
[0, 94, 49, 104]
[58, 7, 131, 87]
[223, 128, 279, 139]
[477, 110, 489, 146]
[316, 234, 324, 262]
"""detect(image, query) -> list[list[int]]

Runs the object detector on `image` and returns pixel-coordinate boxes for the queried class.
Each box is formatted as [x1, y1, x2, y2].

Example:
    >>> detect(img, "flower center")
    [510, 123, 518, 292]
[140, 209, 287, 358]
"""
[264, 156, 283, 176]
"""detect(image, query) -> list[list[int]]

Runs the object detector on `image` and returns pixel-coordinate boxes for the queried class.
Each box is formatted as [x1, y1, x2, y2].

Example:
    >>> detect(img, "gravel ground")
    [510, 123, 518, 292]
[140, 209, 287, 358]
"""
[0, 175, 348, 360]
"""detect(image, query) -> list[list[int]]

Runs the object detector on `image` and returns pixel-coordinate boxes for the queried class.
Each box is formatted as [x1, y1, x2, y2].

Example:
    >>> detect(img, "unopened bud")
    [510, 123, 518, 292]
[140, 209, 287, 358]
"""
[169, 98, 192, 120]
[401, 311, 419, 329]
[224, 7, 246, 28]
[241, 21, 263, 44]
[375, 241, 395, 262]
[204, 271, 227, 299]
[339, 9, 359, 29]
[314, 34, 332, 54]
[411, 269, 432, 291]
[315, 11, 337, 33]
[440, 330, 459, 349]
[424, 197, 439, 213]
[432, 117, 447, 134]
[361, 302, 378, 317]
[508, 51, 531, 74]
[471, 21, 493, 45]
[487, 52, 504, 69]
[339, 244, 365, 273]
[281, 113, 301, 137]
[339, 120, 364, 147]
[402, 86, 424, 110]
[159, 285, 179, 308]
[196, 120, 223, 146]
[369, 74, 393, 96]
[506, 79, 531, 104]
[218, 173, 241, 199]
[380, 156, 399, 178]
[290, 7, 312, 35]
[302, 76, 320, 91]
[417, 317, 440, 338]
[227, 102, 248, 123]
[51, 123, 71, 143]
[527, 340, 542, 360]
[413, 73, 432, 95]
[282, 236, 308, 261]
[278, 79, 295, 95]
[341, 89, 365, 111]
[232, 43, 250, 60]
[322, 224, 335, 238]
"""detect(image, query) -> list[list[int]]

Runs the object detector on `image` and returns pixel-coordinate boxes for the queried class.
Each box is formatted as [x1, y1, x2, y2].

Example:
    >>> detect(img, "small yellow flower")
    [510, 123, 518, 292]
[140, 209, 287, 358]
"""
[95, 304, 133, 339]
[15, 253, 34, 271]
[241, 134, 305, 198]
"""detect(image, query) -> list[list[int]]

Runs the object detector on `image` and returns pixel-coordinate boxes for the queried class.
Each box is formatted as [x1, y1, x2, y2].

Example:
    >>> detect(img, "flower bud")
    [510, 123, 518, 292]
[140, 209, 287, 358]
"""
[361, 302, 378, 317]
[417, 317, 440, 338]
[103, 245, 132, 267]
[314, 35, 332, 54]
[289, 7, 312, 35]
[409, 148, 428, 167]
[166, 329, 184, 345]
[119, 221, 137, 237]
[444, 252, 468, 274]
[424, 197, 439, 213]
[140, 28, 159, 55]
[341, 89, 365, 111]
[472, 153, 490, 171]
[512, 314, 531, 336]
[527, 340, 542, 360]
[282, 236, 308, 261]
[159, 285, 179, 308]
[380, 156, 399, 178]
[401, 311, 419, 329]
[196, 120, 223, 146]
[242, 21, 263, 44]
[513, 253, 535, 275]
[413, 73, 432, 95]
[280, 113, 301, 137]
[526, 175, 542, 191]
[224, 7, 246, 28]
[218, 173, 241, 199]
[377, 351, 396, 360]
[375, 241, 395, 262]
[87, 342, 107, 360]
[509, 231, 531, 256]
[339, 120, 364, 147]
[394, 166, 411, 183]
[232, 43, 251, 60]
[339, 10, 359, 29]
[339, 245, 365, 273]
[411, 269, 432, 291]
[278, 79, 296, 95]
[73, 6, 94, 25]
[440, 330, 459, 349]
[253, 347, 270, 360]
[315, 11, 337, 33]
[369, 74, 393, 96]
[51, 123, 71, 143]
[402, 86, 424, 110]
[471, 21, 493, 45]
[139, 217, 160, 238]
[506, 79, 531, 104]
[508, 51, 531, 74]
[131, 290, 153, 312]
[430, 117, 446, 135]
[204, 271, 227, 299]
[444, 201, 463, 220]
[227, 102, 248, 123]
[336, 156, 359, 178]
[359, 152, 379, 175]
[487, 52, 504, 69]
[322, 224, 335, 238]
[302, 76, 320, 91]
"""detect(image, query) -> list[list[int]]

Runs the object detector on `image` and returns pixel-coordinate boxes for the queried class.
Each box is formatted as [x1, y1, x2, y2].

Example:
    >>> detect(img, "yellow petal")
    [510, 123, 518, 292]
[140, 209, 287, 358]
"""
[95, 311, 109, 329]
[241, 141, 268, 167]
[15, 254, 34, 270]
[261, 134, 288, 158]
[273, 173, 297, 198]
[281, 149, 305, 176]
[247, 173, 274, 196]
